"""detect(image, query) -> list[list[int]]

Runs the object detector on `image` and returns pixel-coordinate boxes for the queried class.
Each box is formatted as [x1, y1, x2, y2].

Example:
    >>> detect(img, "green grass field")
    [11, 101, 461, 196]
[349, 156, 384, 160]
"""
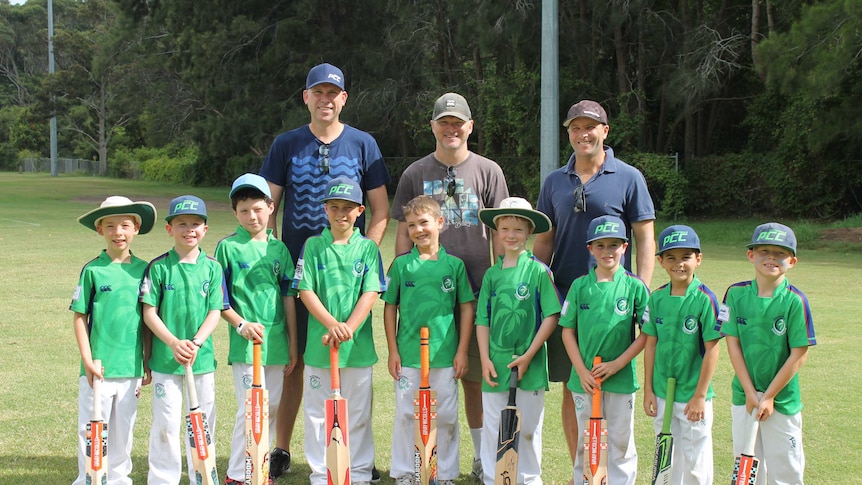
[1, 173, 860, 483]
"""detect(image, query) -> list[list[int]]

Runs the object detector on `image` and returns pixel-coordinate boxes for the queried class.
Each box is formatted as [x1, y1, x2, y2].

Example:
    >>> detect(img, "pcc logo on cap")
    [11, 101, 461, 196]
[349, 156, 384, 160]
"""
[328, 73, 342, 83]
[174, 198, 200, 213]
[594, 220, 620, 235]
[329, 183, 354, 197]
[755, 228, 788, 243]
[662, 229, 690, 246]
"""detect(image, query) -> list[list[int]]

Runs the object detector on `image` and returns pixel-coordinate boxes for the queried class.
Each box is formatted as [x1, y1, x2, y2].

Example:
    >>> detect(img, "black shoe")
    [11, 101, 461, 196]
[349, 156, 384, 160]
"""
[371, 465, 380, 483]
[269, 448, 291, 479]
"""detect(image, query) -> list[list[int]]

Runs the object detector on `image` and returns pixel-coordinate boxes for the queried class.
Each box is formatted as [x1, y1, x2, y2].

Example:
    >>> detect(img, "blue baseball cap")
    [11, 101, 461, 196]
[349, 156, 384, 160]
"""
[586, 215, 628, 243]
[747, 222, 797, 255]
[230, 173, 272, 198]
[322, 177, 363, 205]
[166, 195, 207, 222]
[657, 225, 701, 254]
[306, 63, 345, 90]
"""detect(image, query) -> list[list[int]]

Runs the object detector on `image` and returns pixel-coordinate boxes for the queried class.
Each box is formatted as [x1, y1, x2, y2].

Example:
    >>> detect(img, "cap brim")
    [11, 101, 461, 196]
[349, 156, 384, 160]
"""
[563, 115, 606, 127]
[433, 111, 471, 121]
[229, 183, 272, 199]
[746, 242, 796, 256]
[478, 208, 551, 234]
[78, 202, 157, 234]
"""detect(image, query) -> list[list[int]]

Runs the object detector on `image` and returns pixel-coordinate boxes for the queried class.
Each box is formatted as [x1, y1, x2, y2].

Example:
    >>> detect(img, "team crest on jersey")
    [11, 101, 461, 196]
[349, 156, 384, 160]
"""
[309, 374, 321, 390]
[773, 316, 787, 335]
[683, 315, 698, 334]
[574, 394, 586, 413]
[273, 259, 281, 275]
[515, 283, 530, 301]
[352, 259, 366, 277]
[154, 383, 166, 399]
[200, 280, 210, 297]
[441, 275, 455, 293]
[242, 373, 253, 389]
[614, 297, 631, 316]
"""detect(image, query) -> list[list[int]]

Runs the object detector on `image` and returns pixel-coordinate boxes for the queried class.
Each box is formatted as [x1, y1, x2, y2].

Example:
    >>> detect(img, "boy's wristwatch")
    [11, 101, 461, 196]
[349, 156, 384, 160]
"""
[236, 321, 247, 335]
[191, 337, 203, 348]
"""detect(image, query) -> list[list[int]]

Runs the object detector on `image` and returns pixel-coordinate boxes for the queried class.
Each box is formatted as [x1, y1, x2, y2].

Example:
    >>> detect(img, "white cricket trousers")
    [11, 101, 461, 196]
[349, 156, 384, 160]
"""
[73, 376, 141, 485]
[731, 403, 805, 485]
[148, 371, 216, 485]
[652, 396, 714, 485]
[389, 367, 460, 481]
[480, 389, 546, 485]
[225, 364, 286, 481]
[304, 365, 374, 485]
[572, 391, 637, 485]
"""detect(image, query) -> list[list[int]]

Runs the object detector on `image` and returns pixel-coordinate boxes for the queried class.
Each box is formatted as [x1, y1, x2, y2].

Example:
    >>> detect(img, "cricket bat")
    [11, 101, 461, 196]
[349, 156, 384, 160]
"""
[731, 410, 761, 485]
[185, 364, 219, 485]
[651, 377, 677, 485]
[85, 360, 107, 485]
[494, 366, 521, 485]
[326, 344, 350, 485]
[414, 327, 438, 485]
[583, 356, 608, 485]
[245, 341, 270, 485]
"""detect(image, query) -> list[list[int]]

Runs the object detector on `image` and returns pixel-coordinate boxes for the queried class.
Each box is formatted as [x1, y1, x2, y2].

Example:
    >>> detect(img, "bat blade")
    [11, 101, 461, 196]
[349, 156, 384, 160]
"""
[652, 377, 677, 485]
[245, 342, 270, 485]
[185, 364, 219, 485]
[494, 367, 520, 485]
[326, 345, 350, 485]
[85, 360, 108, 485]
[731, 411, 761, 485]
[414, 327, 438, 485]
[583, 356, 608, 485]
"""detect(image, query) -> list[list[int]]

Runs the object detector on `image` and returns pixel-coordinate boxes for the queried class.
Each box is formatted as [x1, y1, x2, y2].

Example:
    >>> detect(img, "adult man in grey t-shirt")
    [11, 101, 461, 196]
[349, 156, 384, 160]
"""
[391, 92, 509, 479]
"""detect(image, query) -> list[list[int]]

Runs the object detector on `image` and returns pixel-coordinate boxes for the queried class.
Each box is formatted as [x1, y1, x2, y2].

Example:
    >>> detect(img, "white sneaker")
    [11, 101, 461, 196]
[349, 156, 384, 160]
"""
[471, 458, 483, 479]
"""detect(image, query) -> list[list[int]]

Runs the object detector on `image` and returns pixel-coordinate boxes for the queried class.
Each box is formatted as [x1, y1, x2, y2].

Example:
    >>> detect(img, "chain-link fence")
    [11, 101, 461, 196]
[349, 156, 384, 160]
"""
[22, 158, 100, 175]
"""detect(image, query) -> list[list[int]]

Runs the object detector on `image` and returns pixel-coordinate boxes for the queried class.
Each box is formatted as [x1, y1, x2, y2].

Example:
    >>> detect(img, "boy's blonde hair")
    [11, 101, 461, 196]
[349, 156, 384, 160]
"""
[402, 195, 441, 219]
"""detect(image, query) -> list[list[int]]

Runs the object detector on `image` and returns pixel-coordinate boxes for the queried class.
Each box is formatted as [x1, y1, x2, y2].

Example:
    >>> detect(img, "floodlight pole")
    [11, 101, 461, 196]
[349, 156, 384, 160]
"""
[539, 0, 559, 187]
[48, 0, 58, 176]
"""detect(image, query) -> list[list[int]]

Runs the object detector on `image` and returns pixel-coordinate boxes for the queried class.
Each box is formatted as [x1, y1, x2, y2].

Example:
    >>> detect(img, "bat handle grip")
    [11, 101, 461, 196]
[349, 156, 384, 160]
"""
[743, 409, 760, 455]
[252, 341, 262, 386]
[592, 356, 602, 410]
[330, 344, 340, 391]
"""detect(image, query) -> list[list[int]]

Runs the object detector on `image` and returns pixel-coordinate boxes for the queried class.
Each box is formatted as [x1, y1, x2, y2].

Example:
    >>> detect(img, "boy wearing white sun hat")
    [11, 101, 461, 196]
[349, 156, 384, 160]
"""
[72, 196, 156, 485]
[475, 197, 562, 485]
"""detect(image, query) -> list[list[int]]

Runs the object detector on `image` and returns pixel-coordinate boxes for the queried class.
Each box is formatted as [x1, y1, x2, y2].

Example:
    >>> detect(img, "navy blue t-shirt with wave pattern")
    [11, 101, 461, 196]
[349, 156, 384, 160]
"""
[259, 124, 391, 261]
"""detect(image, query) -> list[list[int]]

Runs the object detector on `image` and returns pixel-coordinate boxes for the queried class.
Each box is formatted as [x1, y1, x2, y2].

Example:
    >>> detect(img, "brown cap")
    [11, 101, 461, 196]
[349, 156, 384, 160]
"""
[432, 93, 471, 121]
[563, 100, 608, 127]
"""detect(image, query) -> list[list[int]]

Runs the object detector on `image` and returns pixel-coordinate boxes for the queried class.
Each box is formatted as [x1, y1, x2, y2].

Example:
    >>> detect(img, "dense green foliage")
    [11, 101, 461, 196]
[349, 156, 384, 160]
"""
[1, 0, 860, 218]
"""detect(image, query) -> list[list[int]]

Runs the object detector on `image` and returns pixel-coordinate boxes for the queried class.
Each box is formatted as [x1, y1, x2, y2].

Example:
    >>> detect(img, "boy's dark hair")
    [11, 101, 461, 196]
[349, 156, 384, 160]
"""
[231, 187, 273, 210]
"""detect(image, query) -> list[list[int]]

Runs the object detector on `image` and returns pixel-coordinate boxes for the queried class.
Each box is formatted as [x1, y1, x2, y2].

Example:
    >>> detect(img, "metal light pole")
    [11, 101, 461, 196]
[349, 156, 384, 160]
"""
[48, 0, 58, 176]
[540, 0, 559, 187]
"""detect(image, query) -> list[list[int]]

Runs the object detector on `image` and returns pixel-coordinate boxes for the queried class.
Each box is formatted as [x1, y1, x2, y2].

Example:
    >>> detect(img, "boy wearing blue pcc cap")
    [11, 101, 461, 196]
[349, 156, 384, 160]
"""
[474, 197, 561, 485]
[559, 215, 650, 485]
[72, 196, 156, 485]
[216, 174, 298, 484]
[140, 195, 230, 484]
[641, 225, 724, 484]
[293, 176, 386, 485]
[719, 222, 815, 484]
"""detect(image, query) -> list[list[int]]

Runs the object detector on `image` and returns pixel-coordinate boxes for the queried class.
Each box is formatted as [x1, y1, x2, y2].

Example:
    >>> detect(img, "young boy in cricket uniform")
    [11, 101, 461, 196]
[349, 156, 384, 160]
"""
[642, 225, 723, 485]
[383, 195, 475, 485]
[559, 215, 650, 485]
[72, 196, 156, 485]
[293, 177, 386, 485]
[216, 174, 298, 484]
[140, 195, 229, 485]
[475, 197, 561, 485]
[720, 222, 816, 485]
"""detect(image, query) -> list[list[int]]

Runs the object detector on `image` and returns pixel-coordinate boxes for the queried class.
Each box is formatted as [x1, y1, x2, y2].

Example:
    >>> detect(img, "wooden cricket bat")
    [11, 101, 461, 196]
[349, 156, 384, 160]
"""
[326, 344, 350, 485]
[583, 356, 608, 485]
[731, 410, 761, 485]
[652, 377, 677, 485]
[85, 360, 107, 485]
[185, 364, 219, 485]
[414, 327, 438, 485]
[494, 366, 521, 485]
[245, 342, 269, 485]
